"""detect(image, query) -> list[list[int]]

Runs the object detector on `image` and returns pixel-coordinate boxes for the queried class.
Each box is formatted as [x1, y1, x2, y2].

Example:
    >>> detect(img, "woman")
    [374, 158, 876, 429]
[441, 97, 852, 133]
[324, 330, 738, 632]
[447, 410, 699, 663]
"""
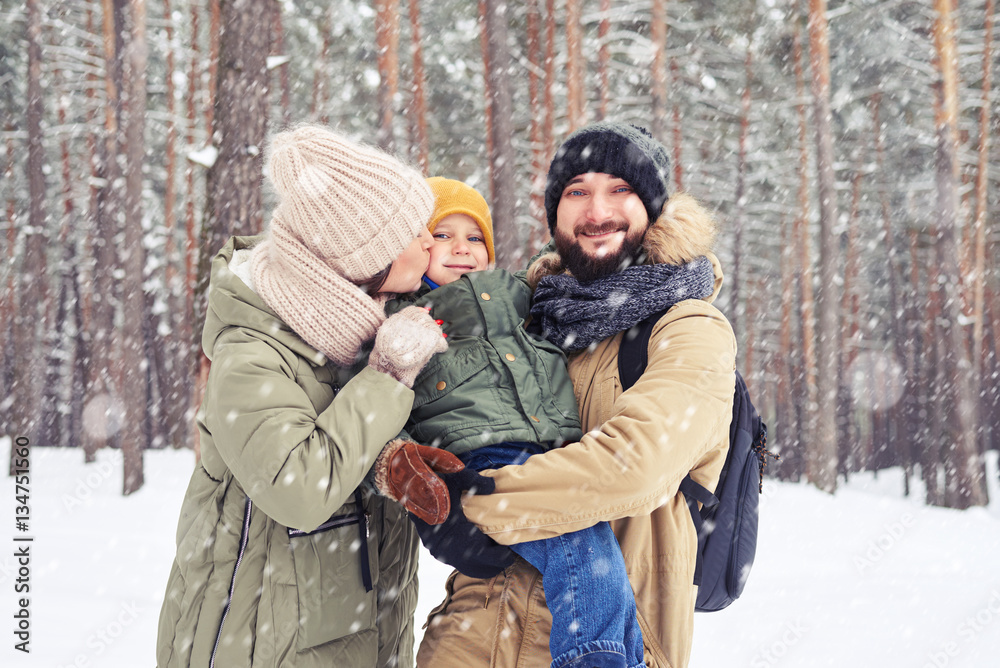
[156, 125, 453, 668]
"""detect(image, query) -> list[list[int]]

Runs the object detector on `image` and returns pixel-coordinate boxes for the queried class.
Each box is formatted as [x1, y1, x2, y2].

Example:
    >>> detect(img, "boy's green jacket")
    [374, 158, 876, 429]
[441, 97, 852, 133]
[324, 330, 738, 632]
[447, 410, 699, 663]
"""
[387, 269, 583, 455]
[156, 236, 420, 668]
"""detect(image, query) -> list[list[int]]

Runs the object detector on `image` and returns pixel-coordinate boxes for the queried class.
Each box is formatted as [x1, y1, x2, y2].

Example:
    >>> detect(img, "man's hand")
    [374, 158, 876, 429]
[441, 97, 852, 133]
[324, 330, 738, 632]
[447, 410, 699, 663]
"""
[411, 468, 517, 579]
[374, 439, 465, 524]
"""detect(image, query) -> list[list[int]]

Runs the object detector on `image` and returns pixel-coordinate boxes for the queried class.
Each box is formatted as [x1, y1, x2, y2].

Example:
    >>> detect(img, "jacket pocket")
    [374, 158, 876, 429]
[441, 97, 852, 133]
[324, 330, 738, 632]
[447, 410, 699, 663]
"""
[287, 506, 376, 650]
[409, 342, 510, 445]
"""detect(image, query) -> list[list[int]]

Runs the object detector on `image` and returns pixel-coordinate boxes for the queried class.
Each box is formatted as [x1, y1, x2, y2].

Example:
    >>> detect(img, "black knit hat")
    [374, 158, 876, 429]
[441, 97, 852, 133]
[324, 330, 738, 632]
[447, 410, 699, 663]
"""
[544, 122, 671, 233]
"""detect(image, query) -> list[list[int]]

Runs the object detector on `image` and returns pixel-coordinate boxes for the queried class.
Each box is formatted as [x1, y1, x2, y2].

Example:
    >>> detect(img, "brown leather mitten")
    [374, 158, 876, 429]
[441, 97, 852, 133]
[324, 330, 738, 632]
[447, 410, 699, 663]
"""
[368, 306, 448, 388]
[374, 439, 465, 524]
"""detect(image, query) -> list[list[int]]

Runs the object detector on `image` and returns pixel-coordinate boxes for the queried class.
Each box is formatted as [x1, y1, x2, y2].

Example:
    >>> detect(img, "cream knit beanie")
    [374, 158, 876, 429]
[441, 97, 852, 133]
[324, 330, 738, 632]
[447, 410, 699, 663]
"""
[252, 125, 434, 367]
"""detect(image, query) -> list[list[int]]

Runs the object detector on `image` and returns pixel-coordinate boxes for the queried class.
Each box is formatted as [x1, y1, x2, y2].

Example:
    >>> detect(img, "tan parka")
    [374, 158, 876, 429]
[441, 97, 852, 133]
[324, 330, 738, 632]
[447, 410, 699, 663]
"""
[156, 236, 421, 668]
[417, 194, 737, 668]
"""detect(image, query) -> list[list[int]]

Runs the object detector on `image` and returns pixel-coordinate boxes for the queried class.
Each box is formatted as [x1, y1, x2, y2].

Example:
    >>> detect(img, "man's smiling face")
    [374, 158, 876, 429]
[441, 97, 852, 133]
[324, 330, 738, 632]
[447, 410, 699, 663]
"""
[553, 172, 650, 282]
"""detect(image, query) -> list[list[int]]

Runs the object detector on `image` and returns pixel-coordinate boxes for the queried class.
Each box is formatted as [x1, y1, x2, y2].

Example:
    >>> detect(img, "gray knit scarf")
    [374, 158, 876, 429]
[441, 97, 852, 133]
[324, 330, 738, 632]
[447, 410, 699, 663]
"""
[530, 256, 716, 352]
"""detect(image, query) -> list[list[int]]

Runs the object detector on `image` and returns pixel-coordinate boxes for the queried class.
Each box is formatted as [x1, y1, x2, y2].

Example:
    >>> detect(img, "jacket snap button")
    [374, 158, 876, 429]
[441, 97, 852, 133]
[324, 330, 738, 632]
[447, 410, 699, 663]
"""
[481, 292, 491, 301]
[436, 381, 447, 391]
[505, 353, 516, 362]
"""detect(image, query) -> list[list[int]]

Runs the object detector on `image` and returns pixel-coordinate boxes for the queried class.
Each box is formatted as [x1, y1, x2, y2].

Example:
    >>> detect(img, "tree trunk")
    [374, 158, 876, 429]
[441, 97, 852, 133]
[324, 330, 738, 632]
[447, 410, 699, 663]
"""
[197, 0, 270, 336]
[479, 0, 493, 182]
[971, 0, 994, 451]
[85, 0, 128, 462]
[48, 75, 77, 448]
[731, 45, 752, 338]
[482, 0, 518, 269]
[670, 57, 683, 191]
[543, 0, 556, 160]
[931, 0, 987, 508]
[76, 6, 100, 456]
[778, 214, 799, 466]
[164, 0, 177, 255]
[207, 0, 220, 132]
[743, 279, 756, 382]
[871, 93, 910, 486]
[650, 0, 667, 141]
[840, 163, 862, 472]
[566, 0, 585, 131]
[527, 0, 546, 238]
[70, 254, 88, 453]
[806, 0, 840, 493]
[792, 19, 819, 477]
[2, 128, 16, 458]
[120, 0, 148, 494]
[407, 0, 429, 174]
[920, 236, 944, 505]
[375, 0, 400, 152]
[273, 0, 291, 128]
[183, 0, 202, 453]
[984, 287, 1000, 452]
[908, 230, 934, 502]
[12, 0, 49, 454]
[309, 15, 324, 119]
[597, 0, 611, 121]
[160, 0, 188, 450]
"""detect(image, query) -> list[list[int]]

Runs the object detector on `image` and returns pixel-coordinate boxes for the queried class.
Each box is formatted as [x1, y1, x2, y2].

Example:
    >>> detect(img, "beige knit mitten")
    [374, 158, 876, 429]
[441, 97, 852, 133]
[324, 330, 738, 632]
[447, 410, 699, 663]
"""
[369, 306, 448, 388]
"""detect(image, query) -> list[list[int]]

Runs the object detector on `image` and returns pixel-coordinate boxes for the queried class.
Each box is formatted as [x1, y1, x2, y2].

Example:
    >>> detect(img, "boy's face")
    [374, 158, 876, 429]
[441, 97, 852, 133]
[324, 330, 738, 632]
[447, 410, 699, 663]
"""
[425, 213, 491, 285]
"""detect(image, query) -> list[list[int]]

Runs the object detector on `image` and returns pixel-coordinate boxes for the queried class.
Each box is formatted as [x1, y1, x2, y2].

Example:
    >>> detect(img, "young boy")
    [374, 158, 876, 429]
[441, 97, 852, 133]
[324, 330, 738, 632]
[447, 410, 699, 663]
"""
[377, 177, 647, 668]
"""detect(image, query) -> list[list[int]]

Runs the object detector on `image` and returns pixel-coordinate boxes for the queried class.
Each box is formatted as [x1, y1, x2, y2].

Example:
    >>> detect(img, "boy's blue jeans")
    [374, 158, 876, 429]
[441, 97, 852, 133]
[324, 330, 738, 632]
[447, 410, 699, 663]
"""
[458, 442, 646, 668]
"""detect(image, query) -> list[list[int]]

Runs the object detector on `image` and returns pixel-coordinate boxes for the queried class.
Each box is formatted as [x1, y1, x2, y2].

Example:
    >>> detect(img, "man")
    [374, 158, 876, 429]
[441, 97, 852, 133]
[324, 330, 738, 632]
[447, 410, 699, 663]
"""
[416, 122, 738, 668]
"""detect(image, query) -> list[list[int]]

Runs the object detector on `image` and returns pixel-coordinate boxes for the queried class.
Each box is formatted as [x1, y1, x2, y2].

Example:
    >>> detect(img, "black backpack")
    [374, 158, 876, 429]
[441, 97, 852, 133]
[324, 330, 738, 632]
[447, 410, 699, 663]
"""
[618, 310, 776, 612]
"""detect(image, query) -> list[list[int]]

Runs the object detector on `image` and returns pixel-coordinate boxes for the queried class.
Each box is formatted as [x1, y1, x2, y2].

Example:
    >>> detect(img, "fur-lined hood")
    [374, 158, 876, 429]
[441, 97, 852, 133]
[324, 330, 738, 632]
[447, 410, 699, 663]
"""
[527, 191, 724, 302]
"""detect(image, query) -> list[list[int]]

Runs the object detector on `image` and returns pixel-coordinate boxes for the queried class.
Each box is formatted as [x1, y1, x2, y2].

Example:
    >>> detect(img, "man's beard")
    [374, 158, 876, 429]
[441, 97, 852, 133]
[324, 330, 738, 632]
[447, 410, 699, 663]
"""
[554, 222, 647, 284]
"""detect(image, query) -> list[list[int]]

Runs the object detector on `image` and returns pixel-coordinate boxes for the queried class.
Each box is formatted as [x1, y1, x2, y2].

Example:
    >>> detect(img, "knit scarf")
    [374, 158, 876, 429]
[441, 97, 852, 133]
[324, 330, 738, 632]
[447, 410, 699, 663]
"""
[530, 256, 716, 352]
[251, 223, 389, 367]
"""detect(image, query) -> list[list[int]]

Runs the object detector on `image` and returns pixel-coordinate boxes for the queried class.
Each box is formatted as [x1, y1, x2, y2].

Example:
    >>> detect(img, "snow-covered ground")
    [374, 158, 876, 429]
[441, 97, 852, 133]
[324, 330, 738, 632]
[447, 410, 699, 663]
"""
[1, 438, 998, 667]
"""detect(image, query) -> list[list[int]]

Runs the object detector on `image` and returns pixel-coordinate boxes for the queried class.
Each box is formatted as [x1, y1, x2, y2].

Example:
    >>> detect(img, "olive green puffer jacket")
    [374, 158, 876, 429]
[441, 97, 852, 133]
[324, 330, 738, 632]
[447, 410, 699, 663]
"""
[387, 269, 582, 455]
[156, 236, 420, 668]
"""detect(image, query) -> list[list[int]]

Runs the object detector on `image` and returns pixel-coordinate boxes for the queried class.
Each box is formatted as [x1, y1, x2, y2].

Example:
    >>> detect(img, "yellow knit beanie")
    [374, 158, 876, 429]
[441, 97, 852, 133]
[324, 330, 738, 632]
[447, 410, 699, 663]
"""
[426, 177, 494, 264]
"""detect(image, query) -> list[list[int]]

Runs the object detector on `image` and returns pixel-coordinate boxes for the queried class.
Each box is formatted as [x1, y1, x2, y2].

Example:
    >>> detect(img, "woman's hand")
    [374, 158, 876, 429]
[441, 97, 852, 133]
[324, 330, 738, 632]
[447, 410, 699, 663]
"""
[374, 439, 465, 524]
[368, 306, 448, 388]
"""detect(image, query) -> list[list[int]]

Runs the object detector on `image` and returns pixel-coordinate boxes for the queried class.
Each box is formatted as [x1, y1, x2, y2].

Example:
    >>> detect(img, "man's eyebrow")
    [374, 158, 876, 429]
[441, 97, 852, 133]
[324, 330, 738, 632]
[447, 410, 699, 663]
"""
[566, 176, 585, 185]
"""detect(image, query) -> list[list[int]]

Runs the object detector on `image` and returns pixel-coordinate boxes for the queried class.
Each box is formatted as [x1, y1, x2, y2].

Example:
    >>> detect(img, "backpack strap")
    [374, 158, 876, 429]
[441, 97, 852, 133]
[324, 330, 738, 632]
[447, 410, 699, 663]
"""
[617, 310, 665, 391]
[678, 476, 717, 587]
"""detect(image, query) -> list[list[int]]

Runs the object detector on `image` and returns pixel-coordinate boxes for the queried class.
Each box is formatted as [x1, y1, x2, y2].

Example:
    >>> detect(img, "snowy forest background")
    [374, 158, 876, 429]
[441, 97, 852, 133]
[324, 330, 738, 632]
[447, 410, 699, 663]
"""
[1, 0, 998, 509]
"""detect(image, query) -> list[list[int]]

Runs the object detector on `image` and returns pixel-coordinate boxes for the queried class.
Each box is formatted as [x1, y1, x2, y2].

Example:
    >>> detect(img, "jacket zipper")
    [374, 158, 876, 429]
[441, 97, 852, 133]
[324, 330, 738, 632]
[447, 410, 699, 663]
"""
[210, 495, 253, 668]
[287, 512, 363, 538]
